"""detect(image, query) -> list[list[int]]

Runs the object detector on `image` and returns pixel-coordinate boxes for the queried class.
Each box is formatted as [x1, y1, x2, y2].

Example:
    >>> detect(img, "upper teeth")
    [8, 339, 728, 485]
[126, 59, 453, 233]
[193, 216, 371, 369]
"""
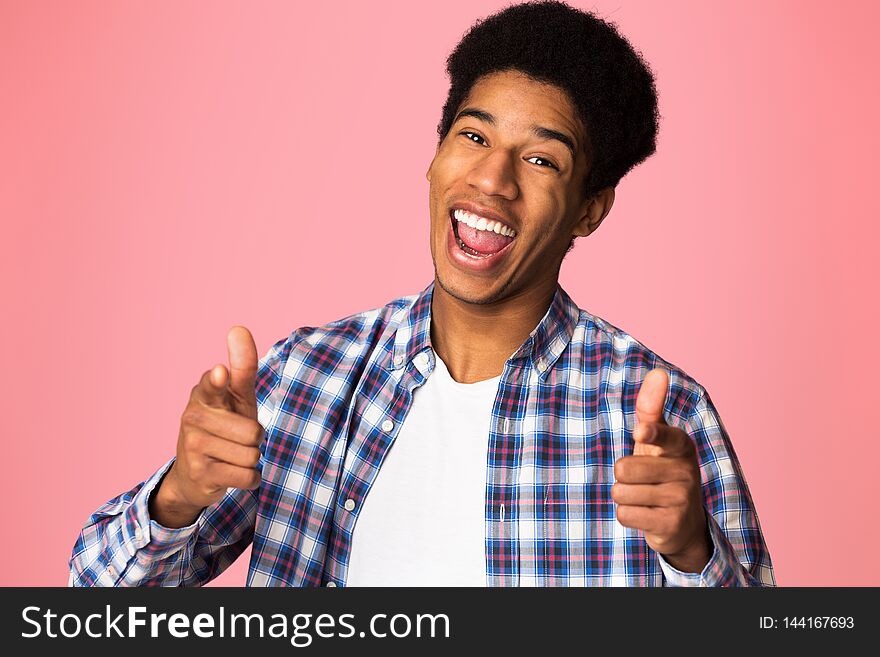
[453, 209, 517, 237]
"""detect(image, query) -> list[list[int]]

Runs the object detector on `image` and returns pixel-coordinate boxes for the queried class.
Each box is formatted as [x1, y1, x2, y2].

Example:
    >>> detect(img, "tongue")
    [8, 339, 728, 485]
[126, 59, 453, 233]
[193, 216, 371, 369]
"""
[458, 222, 514, 255]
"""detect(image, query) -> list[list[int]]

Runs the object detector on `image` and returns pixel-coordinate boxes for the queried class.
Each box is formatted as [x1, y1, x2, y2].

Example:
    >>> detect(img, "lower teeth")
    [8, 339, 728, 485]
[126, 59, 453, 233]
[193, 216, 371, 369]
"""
[457, 238, 489, 258]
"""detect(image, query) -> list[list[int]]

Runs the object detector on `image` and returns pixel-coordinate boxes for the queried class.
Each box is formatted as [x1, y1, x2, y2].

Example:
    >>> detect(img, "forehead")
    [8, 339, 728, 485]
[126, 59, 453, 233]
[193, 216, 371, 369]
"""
[457, 70, 585, 151]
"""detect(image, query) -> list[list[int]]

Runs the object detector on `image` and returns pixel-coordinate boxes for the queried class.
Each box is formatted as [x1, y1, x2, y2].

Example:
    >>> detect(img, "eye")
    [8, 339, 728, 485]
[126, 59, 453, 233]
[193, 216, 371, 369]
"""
[460, 131, 487, 146]
[526, 156, 558, 170]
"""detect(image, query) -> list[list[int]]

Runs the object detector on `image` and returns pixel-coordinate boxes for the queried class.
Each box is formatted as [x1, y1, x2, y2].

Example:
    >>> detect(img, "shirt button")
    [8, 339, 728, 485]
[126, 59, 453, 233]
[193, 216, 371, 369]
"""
[134, 528, 143, 542]
[415, 353, 428, 368]
[326, 581, 337, 587]
[393, 355, 404, 367]
[344, 498, 356, 512]
[381, 419, 394, 433]
[107, 565, 116, 578]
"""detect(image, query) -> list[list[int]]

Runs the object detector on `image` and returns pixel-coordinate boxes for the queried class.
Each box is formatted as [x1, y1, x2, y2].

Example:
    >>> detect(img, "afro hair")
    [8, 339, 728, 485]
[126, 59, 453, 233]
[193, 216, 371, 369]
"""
[437, 1, 660, 201]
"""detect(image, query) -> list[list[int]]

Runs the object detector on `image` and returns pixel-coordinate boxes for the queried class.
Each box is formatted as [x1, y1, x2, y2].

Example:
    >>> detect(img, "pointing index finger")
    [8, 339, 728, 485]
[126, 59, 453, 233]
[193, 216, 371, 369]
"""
[194, 364, 231, 409]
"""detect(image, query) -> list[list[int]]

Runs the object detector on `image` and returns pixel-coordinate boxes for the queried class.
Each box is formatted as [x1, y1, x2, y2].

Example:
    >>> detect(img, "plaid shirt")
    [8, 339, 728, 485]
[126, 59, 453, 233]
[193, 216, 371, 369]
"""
[69, 281, 774, 587]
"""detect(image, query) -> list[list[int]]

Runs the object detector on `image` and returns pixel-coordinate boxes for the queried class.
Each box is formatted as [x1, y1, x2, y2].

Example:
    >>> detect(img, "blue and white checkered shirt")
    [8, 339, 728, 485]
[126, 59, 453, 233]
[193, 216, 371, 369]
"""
[69, 281, 774, 587]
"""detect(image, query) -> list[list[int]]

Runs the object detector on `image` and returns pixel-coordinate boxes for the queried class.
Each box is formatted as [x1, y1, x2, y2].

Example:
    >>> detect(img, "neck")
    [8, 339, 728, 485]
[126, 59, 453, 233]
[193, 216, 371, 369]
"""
[430, 279, 557, 383]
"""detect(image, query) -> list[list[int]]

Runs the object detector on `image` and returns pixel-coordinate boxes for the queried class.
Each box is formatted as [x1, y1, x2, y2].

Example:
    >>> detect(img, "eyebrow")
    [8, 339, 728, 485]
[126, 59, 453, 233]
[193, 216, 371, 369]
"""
[452, 107, 577, 161]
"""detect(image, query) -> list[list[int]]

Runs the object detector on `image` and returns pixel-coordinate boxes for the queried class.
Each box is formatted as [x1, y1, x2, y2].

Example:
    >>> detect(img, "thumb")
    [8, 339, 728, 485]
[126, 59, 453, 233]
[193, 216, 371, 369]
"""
[634, 368, 669, 444]
[226, 325, 259, 418]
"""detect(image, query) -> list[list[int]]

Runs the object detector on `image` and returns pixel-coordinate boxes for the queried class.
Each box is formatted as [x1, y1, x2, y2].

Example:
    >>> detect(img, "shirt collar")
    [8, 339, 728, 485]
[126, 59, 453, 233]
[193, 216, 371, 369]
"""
[388, 281, 581, 381]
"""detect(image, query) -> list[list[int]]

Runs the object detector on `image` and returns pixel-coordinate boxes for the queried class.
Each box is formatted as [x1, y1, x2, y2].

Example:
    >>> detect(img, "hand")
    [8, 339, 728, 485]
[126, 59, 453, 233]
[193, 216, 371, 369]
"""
[611, 369, 711, 573]
[150, 326, 264, 528]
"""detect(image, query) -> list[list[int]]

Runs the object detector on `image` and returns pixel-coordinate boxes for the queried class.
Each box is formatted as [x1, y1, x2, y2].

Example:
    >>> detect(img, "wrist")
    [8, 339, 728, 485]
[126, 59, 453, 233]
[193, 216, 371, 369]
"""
[149, 467, 203, 529]
[661, 518, 712, 574]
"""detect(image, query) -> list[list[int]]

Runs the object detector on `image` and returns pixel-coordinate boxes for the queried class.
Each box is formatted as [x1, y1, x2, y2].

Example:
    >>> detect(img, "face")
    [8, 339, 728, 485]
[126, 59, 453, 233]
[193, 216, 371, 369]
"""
[426, 69, 611, 307]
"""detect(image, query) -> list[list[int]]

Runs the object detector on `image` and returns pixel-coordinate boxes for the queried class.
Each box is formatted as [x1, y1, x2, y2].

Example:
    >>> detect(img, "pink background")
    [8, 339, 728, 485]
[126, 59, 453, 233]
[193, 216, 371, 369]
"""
[2, 0, 877, 586]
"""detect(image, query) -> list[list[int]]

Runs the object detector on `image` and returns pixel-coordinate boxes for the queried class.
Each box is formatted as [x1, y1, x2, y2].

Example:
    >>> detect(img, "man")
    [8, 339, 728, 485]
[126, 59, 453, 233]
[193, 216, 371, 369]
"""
[69, 1, 774, 587]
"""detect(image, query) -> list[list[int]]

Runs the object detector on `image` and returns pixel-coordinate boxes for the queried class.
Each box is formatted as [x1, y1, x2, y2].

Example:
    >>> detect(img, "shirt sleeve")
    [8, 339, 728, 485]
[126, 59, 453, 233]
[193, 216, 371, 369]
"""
[659, 389, 775, 587]
[68, 333, 291, 587]
[68, 458, 257, 586]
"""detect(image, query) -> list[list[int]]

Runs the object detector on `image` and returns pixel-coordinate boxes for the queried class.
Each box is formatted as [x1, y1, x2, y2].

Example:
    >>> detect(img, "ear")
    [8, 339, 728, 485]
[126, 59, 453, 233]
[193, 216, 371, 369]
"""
[571, 187, 615, 238]
[426, 142, 441, 182]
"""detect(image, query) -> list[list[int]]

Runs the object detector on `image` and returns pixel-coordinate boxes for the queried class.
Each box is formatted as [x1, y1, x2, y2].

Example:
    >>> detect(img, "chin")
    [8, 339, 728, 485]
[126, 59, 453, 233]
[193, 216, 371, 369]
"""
[434, 268, 511, 306]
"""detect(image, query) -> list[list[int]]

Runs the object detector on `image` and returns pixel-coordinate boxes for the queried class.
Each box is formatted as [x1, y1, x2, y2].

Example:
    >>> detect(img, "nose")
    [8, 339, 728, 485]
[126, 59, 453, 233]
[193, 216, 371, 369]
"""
[464, 148, 519, 200]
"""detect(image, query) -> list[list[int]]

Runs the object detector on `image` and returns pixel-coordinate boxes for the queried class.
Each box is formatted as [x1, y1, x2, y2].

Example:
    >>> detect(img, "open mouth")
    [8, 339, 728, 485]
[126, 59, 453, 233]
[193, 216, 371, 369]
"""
[449, 208, 517, 258]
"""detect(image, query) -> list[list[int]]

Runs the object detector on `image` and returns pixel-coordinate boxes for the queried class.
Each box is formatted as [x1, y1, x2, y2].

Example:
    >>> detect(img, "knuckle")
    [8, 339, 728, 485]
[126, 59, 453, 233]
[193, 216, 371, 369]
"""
[652, 535, 671, 552]
[181, 407, 203, 427]
[189, 457, 206, 480]
[185, 430, 206, 453]
[613, 460, 627, 481]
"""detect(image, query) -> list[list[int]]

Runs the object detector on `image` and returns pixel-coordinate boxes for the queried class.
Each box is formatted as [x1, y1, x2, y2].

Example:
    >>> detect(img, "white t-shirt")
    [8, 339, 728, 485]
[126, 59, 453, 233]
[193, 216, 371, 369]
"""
[344, 348, 501, 586]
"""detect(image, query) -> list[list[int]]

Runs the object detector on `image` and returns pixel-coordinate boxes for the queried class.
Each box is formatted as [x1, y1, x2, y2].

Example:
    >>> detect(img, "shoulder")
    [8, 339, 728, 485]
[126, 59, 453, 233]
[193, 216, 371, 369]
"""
[297, 292, 416, 348]
[260, 289, 421, 375]
[570, 307, 709, 420]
